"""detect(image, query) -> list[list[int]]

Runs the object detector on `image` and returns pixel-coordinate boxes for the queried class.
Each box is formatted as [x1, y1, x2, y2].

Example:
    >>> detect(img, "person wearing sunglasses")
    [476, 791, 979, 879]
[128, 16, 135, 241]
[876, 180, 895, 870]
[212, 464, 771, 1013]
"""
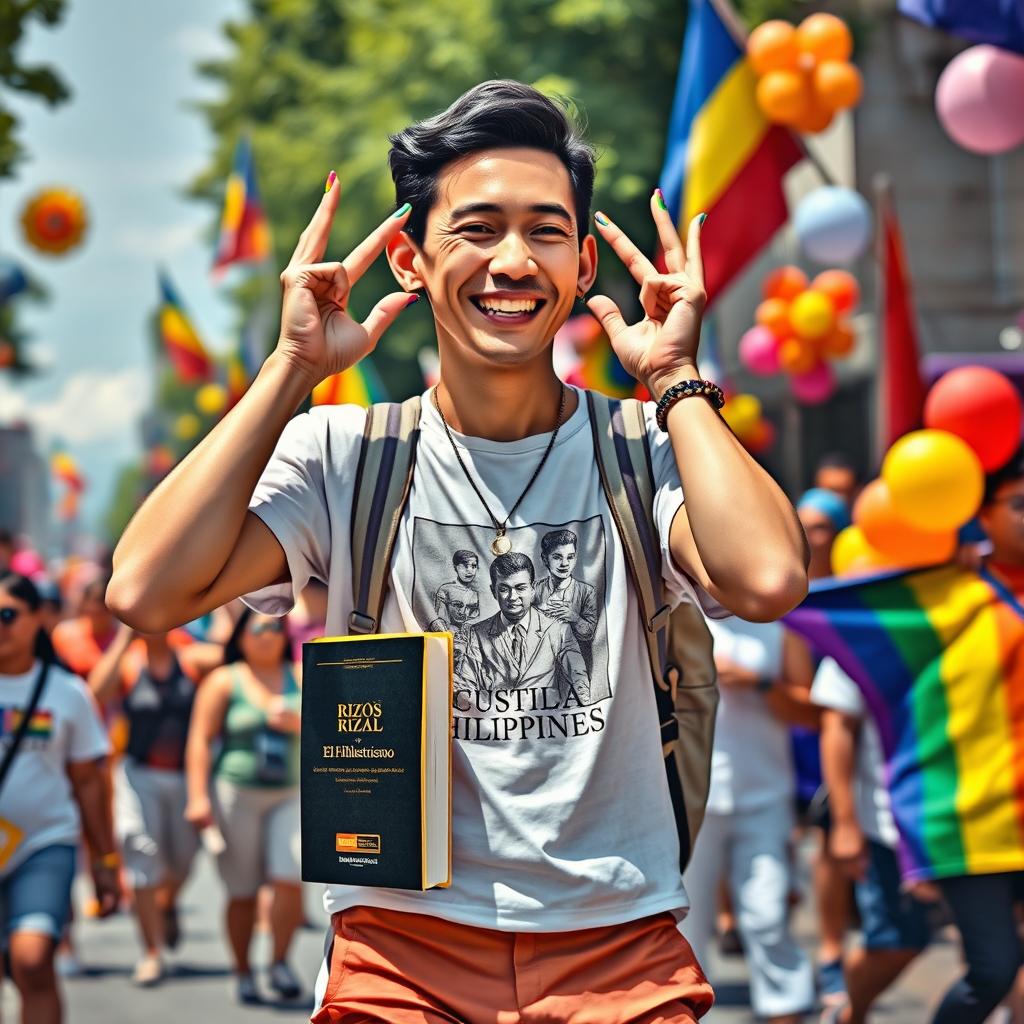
[184, 607, 303, 1005]
[0, 573, 118, 1024]
[88, 623, 222, 987]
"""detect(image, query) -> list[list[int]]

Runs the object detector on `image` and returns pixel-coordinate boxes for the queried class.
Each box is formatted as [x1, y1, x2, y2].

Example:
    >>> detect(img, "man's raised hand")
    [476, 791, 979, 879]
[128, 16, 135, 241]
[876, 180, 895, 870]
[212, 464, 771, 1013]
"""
[276, 174, 415, 386]
[587, 194, 706, 396]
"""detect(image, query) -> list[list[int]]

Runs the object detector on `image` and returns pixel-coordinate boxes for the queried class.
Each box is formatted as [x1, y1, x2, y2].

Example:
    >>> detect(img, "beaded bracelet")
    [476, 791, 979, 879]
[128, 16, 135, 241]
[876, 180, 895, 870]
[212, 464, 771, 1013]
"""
[654, 378, 725, 431]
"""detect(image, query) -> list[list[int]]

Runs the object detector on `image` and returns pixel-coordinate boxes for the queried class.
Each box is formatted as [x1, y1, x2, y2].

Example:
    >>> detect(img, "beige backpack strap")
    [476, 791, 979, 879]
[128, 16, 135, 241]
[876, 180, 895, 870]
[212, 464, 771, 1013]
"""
[349, 396, 422, 634]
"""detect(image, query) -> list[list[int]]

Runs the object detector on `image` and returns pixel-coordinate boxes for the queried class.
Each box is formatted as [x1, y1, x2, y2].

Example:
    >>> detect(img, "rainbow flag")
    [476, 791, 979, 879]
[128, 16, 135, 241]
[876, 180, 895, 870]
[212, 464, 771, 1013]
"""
[51, 452, 85, 493]
[659, 0, 804, 304]
[213, 137, 272, 276]
[1, 708, 53, 739]
[785, 564, 1024, 881]
[311, 360, 388, 408]
[158, 272, 213, 383]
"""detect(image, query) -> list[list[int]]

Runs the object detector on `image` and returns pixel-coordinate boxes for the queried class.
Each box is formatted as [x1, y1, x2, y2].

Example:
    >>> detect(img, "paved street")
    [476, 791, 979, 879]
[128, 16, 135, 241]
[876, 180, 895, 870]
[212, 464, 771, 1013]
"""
[7, 844, 966, 1022]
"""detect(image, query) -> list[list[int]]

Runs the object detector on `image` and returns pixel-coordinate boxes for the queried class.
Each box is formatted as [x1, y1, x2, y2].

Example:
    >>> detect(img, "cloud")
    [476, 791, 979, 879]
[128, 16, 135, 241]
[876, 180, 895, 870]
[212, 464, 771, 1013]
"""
[0, 368, 149, 445]
[113, 222, 200, 259]
[166, 24, 232, 60]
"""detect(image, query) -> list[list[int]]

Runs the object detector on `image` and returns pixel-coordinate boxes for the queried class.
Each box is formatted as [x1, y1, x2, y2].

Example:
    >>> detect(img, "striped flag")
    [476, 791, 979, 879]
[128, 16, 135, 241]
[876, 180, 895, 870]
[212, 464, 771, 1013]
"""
[158, 271, 214, 383]
[659, 0, 804, 304]
[213, 137, 272, 276]
[311, 360, 388, 408]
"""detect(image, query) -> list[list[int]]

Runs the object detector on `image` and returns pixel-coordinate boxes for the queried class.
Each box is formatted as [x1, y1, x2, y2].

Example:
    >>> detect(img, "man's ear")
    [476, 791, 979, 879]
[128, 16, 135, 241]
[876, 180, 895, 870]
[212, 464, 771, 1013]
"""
[386, 232, 425, 291]
[576, 232, 598, 296]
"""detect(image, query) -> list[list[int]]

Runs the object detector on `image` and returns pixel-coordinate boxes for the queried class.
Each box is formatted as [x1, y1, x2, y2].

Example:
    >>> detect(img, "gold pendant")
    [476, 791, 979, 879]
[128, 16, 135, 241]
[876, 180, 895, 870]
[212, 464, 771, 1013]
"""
[491, 533, 511, 556]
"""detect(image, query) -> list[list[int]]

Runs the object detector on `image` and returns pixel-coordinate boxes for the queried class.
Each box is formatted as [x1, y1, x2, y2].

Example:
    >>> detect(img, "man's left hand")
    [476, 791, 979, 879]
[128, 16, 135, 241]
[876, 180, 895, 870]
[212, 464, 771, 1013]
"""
[588, 196, 706, 397]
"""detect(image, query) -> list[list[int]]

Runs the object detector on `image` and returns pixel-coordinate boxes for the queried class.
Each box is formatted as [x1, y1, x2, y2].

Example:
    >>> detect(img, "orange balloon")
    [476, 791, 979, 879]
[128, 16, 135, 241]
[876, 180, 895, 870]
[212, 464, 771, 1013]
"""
[796, 13, 853, 62]
[820, 321, 856, 358]
[756, 69, 813, 125]
[748, 20, 800, 75]
[814, 60, 863, 111]
[812, 270, 860, 313]
[763, 265, 809, 302]
[778, 336, 819, 375]
[792, 98, 834, 134]
[755, 297, 792, 339]
[853, 479, 959, 565]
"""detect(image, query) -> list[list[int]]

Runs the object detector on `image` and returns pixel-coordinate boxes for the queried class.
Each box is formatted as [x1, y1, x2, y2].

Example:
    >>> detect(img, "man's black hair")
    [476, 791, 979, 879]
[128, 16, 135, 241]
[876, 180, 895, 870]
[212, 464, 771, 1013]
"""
[984, 445, 1024, 505]
[540, 529, 578, 562]
[489, 551, 536, 588]
[388, 80, 596, 248]
[816, 452, 857, 474]
[452, 549, 478, 570]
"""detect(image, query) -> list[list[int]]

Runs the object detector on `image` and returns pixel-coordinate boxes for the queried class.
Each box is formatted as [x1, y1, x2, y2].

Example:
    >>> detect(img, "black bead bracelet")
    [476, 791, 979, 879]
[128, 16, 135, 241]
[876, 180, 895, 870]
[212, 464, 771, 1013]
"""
[654, 378, 726, 431]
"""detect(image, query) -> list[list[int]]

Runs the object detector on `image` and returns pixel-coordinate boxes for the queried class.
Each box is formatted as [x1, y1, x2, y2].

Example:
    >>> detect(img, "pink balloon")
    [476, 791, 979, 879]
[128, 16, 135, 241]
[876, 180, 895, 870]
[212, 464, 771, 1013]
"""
[10, 550, 46, 578]
[936, 45, 1024, 156]
[738, 325, 782, 375]
[790, 362, 837, 405]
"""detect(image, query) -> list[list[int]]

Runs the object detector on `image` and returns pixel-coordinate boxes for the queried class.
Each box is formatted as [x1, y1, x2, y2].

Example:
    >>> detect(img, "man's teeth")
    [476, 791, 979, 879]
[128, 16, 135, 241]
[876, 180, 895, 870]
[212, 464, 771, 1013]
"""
[478, 297, 538, 314]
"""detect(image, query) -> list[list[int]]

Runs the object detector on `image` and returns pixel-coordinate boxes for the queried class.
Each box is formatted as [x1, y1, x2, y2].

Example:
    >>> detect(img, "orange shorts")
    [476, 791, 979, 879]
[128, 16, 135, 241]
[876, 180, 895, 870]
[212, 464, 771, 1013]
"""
[311, 905, 713, 1024]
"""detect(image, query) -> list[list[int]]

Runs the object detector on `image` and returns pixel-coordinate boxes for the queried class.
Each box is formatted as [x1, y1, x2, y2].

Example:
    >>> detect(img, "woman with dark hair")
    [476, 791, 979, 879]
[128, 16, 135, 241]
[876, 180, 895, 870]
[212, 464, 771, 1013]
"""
[184, 607, 302, 1005]
[0, 573, 117, 1024]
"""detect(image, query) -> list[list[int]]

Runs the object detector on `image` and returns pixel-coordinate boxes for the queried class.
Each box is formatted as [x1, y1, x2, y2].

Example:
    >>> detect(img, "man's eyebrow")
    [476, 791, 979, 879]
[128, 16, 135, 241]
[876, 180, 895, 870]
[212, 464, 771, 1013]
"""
[449, 202, 574, 222]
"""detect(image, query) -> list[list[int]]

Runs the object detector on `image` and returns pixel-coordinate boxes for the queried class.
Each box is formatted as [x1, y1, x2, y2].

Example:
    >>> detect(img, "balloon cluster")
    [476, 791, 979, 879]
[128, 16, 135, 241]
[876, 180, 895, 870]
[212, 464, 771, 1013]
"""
[720, 393, 776, 455]
[833, 367, 1024, 575]
[739, 265, 859, 405]
[748, 14, 863, 134]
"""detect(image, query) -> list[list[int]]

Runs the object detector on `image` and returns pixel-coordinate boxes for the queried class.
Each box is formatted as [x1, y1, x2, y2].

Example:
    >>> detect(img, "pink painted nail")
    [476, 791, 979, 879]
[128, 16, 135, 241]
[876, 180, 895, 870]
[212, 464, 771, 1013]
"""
[324, 170, 337, 193]
[404, 293, 420, 307]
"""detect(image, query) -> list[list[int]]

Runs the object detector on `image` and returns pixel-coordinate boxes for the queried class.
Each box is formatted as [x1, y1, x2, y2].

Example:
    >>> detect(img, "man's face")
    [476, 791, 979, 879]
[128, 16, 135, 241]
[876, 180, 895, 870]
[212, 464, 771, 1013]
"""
[493, 570, 535, 623]
[455, 558, 478, 585]
[398, 147, 597, 367]
[980, 477, 1024, 564]
[448, 591, 479, 627]
[545, 543, 577, 580]
[815, 467, 857, 505]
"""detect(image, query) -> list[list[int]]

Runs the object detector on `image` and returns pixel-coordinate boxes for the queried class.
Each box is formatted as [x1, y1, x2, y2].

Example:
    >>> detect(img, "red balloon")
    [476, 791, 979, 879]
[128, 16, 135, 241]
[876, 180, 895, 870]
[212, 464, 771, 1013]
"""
[924, 366, 1023, 472]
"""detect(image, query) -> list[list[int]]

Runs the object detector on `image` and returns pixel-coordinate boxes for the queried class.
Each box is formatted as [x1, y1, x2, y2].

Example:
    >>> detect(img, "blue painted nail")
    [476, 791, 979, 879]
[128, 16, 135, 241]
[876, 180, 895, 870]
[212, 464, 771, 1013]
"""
[393, 202, 412, 218]
[595, 212, 610, 226]
[698, 212, 707, 225]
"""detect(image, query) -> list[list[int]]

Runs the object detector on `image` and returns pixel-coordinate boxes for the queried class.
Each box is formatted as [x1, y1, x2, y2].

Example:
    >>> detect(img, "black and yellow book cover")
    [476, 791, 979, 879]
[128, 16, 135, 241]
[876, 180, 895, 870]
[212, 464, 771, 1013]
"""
[300, 633, 452, 890]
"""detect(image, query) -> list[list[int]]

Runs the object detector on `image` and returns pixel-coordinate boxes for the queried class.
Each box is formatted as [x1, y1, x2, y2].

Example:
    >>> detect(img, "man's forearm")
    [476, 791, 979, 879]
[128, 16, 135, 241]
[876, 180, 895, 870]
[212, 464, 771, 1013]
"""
[655, 366, 808, 620]
[71, 762, 116, 858]
[820, 709, 860, 825]
[109, 352, 313, 628]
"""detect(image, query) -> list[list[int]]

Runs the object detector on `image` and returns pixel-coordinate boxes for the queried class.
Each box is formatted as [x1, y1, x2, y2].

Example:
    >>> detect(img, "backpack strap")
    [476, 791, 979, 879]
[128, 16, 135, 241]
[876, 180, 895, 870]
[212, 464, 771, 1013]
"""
[584, 391, 671, 686]
[349, 396, 422, 634]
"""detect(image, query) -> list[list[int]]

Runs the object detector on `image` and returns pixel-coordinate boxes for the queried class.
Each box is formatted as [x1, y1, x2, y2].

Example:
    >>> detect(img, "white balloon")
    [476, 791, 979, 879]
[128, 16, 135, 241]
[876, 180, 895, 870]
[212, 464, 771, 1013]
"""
[794, 186, 873, 265]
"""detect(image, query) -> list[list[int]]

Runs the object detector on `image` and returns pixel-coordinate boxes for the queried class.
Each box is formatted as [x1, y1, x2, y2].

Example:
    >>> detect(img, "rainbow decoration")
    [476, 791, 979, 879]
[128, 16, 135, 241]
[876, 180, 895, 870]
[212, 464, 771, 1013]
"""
[212, 137, 272, 276]
[1, 708, 53, 739]
[658, 0, 804, 304]
[556, 315, 637, 399]
[311, 359, 388, 408]
[51, 452, 85, 493]
[158, 272, 213, 384]
[785, 564, 1024, 881]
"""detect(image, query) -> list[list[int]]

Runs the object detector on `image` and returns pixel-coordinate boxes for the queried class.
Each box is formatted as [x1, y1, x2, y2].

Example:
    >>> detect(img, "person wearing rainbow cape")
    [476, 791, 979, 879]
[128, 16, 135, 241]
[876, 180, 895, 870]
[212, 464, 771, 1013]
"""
[788, 447, 1024, 1024]
[107, 81, 809, 1020]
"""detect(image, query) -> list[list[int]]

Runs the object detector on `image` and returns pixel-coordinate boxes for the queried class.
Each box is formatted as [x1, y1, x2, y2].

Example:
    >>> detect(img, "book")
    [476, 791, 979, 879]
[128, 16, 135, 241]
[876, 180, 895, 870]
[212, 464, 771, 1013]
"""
[300, 632, 453, 890]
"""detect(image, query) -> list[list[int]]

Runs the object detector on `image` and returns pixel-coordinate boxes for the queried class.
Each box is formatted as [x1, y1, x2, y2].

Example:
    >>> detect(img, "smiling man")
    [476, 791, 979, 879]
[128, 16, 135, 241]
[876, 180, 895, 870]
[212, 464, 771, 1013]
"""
[109, 81, 807, 1021]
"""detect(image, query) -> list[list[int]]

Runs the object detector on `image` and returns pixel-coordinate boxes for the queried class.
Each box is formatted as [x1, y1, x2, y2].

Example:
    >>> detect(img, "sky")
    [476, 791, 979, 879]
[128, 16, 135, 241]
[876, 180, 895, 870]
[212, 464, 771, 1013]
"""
[0, 0, 243, 532]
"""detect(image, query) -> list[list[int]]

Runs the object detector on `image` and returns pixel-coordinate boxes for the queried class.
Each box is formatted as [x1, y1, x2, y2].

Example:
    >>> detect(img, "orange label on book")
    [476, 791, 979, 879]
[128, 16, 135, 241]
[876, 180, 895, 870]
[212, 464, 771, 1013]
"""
[336, 833, 381, 854]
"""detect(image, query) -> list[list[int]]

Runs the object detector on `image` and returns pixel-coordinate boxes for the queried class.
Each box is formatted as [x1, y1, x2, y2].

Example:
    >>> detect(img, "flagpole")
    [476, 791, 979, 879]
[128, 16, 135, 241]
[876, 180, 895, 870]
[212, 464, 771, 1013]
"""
[873, 173, 890, 469]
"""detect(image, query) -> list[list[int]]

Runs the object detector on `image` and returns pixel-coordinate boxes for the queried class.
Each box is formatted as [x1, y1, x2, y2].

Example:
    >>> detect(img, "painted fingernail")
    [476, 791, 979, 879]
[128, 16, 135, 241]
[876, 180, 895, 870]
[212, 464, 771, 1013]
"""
[404, 293, 420, 307]
[654, 188, 668, 211]
[594, 212, 610, 226]
[324, 170, 336, 193]
[698, 212, 708, 225]
[393, 202, 412, 219]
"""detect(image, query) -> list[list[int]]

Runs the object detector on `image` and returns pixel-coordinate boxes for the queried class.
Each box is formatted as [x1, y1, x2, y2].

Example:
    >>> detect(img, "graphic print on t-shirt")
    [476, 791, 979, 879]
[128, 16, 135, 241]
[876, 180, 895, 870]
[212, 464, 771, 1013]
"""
[0, 707, 53, 748]
[411, 515, 609, 743]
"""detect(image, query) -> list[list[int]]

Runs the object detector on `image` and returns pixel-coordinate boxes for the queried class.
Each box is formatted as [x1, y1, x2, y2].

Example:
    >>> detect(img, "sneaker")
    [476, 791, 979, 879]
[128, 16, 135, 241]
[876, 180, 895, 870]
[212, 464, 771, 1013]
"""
[162, 906, 181, 951]
[237, 972, 261, 1005]
[268, 960, 302, 1000]
[133, 954, 164, 988]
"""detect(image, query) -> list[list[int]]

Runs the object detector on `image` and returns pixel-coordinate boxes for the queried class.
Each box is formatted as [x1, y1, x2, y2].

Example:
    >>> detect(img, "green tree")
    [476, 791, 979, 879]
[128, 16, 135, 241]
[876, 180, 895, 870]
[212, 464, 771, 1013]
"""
[191, 0, 800, 397]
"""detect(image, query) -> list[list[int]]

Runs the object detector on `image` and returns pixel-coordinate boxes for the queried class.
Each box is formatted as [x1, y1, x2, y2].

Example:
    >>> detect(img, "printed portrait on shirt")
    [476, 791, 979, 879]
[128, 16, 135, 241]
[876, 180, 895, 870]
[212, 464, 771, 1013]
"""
[411, 516, 611, 743]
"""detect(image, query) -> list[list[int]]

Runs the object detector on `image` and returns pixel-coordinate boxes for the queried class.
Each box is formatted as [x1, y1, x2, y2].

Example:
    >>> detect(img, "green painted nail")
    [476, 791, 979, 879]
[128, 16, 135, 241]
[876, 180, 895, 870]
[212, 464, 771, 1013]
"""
[595, 212, 610, 226]
[654, 188, 667, 211]
[698, 212, 708, 225]
[393, 202, 412, 218]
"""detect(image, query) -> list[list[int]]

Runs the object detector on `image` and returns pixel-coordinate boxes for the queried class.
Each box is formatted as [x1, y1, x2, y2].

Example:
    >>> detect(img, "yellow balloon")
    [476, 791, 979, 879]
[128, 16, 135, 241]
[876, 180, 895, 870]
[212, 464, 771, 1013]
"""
[174, 412, 202, 441]
[722, 393, 763, 440]
[196, 383, 227, 416]
[881, 429, 984, 532]
[789, 290, 837, 340]
[831, 525, 893, 577]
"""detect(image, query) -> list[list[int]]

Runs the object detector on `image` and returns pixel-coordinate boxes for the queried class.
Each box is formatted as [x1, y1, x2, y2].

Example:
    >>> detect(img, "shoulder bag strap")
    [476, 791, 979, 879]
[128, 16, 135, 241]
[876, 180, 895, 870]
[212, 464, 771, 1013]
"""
[349, 395, 422, 634]
[0, 658, 52, 800]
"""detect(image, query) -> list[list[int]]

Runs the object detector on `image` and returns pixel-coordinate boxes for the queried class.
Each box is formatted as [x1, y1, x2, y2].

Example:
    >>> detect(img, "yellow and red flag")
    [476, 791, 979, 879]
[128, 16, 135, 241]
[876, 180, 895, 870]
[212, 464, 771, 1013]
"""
[158, 271, 213, 383]
[212, 137, 272, 276]
[659, 0, 804, 304]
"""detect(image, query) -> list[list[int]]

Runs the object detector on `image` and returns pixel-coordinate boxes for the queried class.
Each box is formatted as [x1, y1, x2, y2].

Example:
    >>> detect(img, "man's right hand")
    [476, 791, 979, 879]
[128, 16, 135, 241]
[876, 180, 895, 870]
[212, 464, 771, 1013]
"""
[276, 174, 416, 386]
[829, 819, 868, 881]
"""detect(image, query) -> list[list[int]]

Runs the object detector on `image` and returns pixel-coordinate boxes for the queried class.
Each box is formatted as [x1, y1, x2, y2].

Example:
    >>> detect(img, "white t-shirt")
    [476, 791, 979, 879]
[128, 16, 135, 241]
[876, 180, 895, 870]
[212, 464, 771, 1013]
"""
[246, 386, 722, 932]
[811, 657, 898, 848]
[0, 662, 111, 876]
[704, 617, 794, 815]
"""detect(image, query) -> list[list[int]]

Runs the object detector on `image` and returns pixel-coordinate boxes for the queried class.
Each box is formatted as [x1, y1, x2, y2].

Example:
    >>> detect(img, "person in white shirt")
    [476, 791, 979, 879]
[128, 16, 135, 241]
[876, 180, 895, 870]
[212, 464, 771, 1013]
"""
[107, 80, 808, 1022]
